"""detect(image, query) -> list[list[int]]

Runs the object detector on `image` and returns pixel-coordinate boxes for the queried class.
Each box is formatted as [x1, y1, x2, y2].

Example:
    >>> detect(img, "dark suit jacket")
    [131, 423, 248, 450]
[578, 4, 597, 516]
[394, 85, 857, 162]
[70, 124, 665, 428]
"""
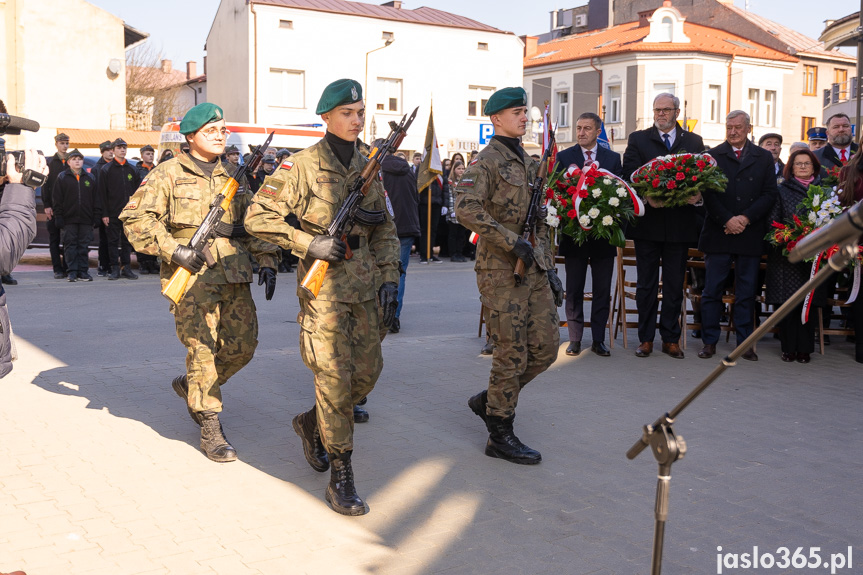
[815, 143, 859, 173]
[699, 140, 778, 256]
[621, 125, 706, 243]
[554, 144, 623, 258]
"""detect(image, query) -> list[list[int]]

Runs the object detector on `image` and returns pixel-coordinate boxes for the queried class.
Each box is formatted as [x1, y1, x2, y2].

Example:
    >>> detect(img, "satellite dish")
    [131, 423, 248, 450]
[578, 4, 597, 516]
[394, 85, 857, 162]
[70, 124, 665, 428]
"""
[530, 106, 542, 121]
[107, 58, 122, 78]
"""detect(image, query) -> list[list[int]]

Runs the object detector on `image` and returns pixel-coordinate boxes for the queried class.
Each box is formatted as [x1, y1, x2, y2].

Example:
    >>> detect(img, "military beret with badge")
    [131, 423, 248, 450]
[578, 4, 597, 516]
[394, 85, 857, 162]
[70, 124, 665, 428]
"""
[316, 79, 363, 114]
[483, 87, 528, 116]
[179, 102, 225, 135]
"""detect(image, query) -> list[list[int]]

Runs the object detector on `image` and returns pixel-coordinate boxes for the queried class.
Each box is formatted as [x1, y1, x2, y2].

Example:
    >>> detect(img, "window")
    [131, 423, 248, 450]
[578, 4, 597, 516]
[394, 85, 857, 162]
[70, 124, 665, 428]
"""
[608, 85, 621, 123]
[747, 88, 760, 125]
[279, 19, 293, 29]
[658, 17, 673, 42]
[653, 82, 675, 98]
[382, 31, 394, 42]
[557, 91, 569, 127]
[708, 84, 722, 123]
[478, 42, 489, 50]
[836, 68, 849, 100]
[468, 86, 494, 117]
[802, 116, 816, 140]
[269, 69, 304, 108]
[803, 65, 817, 96]
[763, 90, 776, 127]
[376, 78, 402, 113]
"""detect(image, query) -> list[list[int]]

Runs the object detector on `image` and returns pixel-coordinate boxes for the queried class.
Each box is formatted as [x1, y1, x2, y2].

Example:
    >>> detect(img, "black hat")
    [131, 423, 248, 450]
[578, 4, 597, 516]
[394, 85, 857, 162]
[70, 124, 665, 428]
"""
[262, 154, 276, 164]
[112, 138, 128, 148]
[225, 145, 240, 154]
[807, 127, 827, 141]
[758, 133, 782, 146]
[66, 148, 83, 159]
[140, 144, 154, 153]
[99, 140, 113, 152]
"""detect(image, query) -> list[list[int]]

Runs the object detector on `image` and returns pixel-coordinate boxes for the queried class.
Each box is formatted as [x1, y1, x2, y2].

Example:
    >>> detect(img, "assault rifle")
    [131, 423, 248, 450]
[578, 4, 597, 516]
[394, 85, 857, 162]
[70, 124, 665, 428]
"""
[162, 131, 274, 304]
[513, 122, 556, 286]
[299, 107, 418, 299]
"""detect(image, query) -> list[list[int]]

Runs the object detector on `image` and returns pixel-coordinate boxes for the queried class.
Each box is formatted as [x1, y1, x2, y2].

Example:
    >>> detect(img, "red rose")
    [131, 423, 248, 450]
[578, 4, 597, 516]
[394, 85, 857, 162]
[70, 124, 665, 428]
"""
[675, 172, 685, 181]
[691, 176, 697, 181]
[566, 186, 578, 196]
[665, 162, 675, 169]
[560, 198, 567, 208]
[651, 178, 660, 188]
[657, 165, 665, 171]
[685, 168, 691, 173]
[585, 177, 595, 186]
[567, 209, 576, 218]
[557, 181, 567, 190]
[667, 180, 676, 189]
[683, 154, 692, 160]
[696, 161, 706, 169]
[546, 190, 554, 199]
[578, 188, 589, 198]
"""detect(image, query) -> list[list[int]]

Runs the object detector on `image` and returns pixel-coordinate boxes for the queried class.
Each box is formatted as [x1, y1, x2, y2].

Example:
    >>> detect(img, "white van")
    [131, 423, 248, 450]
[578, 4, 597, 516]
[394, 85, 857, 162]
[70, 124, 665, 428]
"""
[158, 121, 325, 162]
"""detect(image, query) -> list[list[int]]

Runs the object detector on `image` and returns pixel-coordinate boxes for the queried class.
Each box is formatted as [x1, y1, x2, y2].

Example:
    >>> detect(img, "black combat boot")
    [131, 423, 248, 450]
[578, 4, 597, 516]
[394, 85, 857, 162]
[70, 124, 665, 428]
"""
[199, 411, 237, 462]
[485, 415, 541, 465]
[120, 266, 138, 280]
[171, 375, 201, 426]
[108, 266, 120, 280]
[292, 408, 328, 472]
[325, 451, 367, 516]
[467, 390, 488, 425]
[353, 404, 369, 423]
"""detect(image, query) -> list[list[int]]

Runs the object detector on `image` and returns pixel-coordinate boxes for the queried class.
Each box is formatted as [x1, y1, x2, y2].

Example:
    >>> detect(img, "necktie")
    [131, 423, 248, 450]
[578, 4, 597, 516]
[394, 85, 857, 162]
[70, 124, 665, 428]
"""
[735, 150, 741, 159]
[663, 133, 671, 150]
[841, 148, 848, 162]
[584, 150, 592, 162]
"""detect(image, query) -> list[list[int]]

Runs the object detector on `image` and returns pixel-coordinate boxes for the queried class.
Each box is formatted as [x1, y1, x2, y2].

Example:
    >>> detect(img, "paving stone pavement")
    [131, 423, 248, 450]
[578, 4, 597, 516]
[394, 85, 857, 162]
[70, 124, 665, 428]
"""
[0, 258, 860, 575]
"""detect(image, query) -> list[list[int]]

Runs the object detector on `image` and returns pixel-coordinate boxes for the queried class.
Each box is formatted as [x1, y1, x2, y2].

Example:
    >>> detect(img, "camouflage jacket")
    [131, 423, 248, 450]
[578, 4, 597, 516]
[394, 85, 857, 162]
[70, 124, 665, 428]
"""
[454, 138, 553, 272]
[119, 153, 279, 286]
[244, 138, 400, 303]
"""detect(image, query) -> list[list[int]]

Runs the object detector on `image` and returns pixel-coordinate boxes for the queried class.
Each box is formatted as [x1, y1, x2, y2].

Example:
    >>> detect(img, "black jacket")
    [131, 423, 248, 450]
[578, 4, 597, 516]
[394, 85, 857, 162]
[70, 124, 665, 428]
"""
[0, 183, 37, 378]
[554, 144, 623, 258]
[419, 177, 444, 205]
[136, 161, 155, 180]
[699, 140, 778, 256]
[52, 169, 100, 226]
[621, 125, 706, 243]
[97, 159, 142, 219]
[42, 152, 67, 209]
[815, 143, 858, 172]
[381, 155, 421, 238]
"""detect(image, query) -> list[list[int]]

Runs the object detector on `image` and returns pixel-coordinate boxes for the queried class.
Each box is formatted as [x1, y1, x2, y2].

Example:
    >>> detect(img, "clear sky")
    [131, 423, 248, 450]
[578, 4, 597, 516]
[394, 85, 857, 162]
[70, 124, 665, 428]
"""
[86, 0, 860, 70]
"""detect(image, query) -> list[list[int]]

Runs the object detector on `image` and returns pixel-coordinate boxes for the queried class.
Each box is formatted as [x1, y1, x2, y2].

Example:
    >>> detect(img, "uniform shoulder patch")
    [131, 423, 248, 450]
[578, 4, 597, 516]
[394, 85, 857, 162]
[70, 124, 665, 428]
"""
[140, 178, 148, 186]
[469, 158, 478, 166]
[280, 160, 293, 171]
[259, 181, 284, 197]
[124, 198, 139, 211]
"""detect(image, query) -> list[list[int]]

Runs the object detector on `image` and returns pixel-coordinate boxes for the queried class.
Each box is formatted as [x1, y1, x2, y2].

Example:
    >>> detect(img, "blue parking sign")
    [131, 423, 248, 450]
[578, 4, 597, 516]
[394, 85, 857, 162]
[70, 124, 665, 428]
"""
[479, 124, 495, 145]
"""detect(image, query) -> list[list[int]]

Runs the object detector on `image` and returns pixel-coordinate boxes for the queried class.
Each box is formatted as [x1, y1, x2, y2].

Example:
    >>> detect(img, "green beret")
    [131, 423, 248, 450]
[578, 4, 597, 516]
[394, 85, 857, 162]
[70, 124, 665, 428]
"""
[179, 103, 224, 135]
[316, 79, 363, 114]
[483, 87, 528, 116]
[66, 148, 83, 159]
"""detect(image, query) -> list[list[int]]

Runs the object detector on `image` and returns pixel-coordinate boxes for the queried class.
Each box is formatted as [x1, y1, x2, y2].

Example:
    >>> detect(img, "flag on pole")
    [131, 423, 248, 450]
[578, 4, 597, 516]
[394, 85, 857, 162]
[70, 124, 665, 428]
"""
[418, 105, 443, 192]
[541, 104, 558, 174]
[598, 121, 612, 150]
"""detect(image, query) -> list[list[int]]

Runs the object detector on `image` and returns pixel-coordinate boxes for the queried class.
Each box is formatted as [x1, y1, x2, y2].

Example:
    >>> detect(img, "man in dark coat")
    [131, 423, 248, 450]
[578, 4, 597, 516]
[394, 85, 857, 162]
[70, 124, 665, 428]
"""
[555, 112, 622, 357]
[93, 141, 113, 276]
[381, 152, 421, 334]
[52, 149, 100, 281]
[43, 133, 70, 278]
[697, 110, 778, 361]
[622, 93, 705, 359]
[758, 133, 784, 184]
[814, 113, 857, 172]
[97, 138, 141, 280]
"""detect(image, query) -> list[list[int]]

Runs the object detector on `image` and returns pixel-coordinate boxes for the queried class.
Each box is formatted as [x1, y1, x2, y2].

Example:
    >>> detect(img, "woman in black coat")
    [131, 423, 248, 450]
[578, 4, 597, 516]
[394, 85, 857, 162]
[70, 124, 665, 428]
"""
[765, 149, 823, 363]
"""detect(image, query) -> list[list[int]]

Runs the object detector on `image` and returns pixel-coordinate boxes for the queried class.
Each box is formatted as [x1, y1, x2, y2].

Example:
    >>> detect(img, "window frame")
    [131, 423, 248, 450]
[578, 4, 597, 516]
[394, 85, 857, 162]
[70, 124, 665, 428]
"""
[268, 68, 305, 109]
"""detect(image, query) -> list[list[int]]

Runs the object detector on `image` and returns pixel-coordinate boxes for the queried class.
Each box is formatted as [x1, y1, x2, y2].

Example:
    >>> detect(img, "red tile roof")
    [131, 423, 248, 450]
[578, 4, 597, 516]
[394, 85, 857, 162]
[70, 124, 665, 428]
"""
[725, 5, 855, 62]
[251, 0, 510, 34]
[524, 20, 798, 69]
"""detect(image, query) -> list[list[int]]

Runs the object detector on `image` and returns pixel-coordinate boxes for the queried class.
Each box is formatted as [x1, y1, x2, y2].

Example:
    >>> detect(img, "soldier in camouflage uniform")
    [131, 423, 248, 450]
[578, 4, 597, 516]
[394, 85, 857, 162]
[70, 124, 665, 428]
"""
[455, 87, 563, 465]
[245, 79, 399, 516]
[120, 103, 279, 463]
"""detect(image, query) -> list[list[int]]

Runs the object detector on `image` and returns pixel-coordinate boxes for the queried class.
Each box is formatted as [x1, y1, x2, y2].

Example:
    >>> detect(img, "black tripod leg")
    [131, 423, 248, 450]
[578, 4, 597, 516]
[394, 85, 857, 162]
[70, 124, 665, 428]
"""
[652, 465, 672, 575]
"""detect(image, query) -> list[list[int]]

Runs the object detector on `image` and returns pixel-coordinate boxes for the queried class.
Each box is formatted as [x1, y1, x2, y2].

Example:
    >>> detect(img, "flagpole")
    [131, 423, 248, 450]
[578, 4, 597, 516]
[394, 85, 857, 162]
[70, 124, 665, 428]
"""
[426, 183, 432, 260]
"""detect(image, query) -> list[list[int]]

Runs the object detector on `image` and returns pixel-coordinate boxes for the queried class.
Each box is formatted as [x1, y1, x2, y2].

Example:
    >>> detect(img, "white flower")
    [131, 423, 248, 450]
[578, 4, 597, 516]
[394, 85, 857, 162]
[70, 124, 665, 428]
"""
[603, 177, 613, 185]
[579, 215, 591, 227]
[601, 215, 614, 226]
[591, 189, 602, 198]
[808, 212, 817, 224]
[545, 213, 560, 228]
[813, 195, 821, 205]
[609, 197, 620, 207]
[616, 187, 627, 197]
[588, 207, 600, 219]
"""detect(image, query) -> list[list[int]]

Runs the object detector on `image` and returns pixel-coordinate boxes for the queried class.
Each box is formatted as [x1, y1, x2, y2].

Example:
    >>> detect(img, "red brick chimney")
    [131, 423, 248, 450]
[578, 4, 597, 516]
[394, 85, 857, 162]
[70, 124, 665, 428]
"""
[521, 35, 538, 58]
[160, 59, 172, 73]
[186, 61, 197, 80]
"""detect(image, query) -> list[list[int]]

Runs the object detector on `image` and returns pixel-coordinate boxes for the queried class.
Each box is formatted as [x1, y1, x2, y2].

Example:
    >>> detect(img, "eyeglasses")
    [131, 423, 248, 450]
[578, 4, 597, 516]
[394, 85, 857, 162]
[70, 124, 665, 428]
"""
[653, 108, 678, 115]
[200, 127, 231, 140]
[793, 162, 813, 167]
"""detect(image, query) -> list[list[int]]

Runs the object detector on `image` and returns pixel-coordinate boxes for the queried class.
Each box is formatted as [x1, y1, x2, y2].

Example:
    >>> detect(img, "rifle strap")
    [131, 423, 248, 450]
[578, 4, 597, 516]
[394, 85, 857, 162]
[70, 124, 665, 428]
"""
[171, 228, 196, 239]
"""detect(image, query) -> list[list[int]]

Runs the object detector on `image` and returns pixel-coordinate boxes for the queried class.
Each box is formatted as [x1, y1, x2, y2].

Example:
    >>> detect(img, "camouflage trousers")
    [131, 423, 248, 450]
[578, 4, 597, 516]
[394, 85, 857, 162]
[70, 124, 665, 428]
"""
[478, 268, 560, 418]
[173, 281, 258, 413]
[298, 298, 383, 455]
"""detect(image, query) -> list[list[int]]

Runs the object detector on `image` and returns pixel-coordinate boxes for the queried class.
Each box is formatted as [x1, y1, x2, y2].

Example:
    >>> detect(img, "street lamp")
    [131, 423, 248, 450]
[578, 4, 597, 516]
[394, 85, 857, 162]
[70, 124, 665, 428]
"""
[364, 37, 395, 138]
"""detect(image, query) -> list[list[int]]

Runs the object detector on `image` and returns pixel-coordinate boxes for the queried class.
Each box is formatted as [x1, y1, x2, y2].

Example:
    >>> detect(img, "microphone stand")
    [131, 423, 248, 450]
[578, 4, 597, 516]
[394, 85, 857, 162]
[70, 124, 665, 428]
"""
[626, 241, 860, 575]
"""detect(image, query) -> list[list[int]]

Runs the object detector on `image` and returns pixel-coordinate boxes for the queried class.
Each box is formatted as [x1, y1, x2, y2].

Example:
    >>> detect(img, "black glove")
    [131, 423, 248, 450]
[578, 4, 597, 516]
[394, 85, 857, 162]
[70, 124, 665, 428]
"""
[547, 269, 564, 308]
[511, 237, 534, 271]
[307, 235, 347, 262]
[258, 267, 276, 300]
[171, 244, 206, 274]
[54, 215, 65, 230]
[378, 282, 398, 328]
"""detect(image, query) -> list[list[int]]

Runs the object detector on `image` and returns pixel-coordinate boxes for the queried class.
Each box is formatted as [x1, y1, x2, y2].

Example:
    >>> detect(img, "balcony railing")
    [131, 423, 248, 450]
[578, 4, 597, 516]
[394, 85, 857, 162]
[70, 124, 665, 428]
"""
[824, 77, 859, 107]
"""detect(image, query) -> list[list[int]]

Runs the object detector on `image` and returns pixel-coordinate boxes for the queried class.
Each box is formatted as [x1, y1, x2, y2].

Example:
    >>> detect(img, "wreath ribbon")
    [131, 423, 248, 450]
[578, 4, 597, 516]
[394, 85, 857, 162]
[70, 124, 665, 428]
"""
[571, 161, 645, 231]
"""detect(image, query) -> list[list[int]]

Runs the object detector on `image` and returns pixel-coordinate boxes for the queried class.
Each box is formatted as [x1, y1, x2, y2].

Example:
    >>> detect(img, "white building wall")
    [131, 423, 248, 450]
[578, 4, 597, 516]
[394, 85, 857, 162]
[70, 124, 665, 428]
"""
[207, 2, 523, 155]
[0, 0, 127, 150]
[206, 0, 252, 124]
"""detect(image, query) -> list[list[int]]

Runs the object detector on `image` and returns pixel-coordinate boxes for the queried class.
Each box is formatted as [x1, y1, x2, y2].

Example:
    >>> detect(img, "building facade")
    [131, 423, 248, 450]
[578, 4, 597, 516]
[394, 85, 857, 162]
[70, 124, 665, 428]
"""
[206, 0, 524, 155]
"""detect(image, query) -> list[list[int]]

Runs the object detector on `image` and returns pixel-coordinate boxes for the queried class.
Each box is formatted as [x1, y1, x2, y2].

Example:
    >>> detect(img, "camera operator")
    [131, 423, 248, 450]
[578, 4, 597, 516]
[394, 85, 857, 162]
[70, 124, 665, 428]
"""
[0, 149, 48, 377]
